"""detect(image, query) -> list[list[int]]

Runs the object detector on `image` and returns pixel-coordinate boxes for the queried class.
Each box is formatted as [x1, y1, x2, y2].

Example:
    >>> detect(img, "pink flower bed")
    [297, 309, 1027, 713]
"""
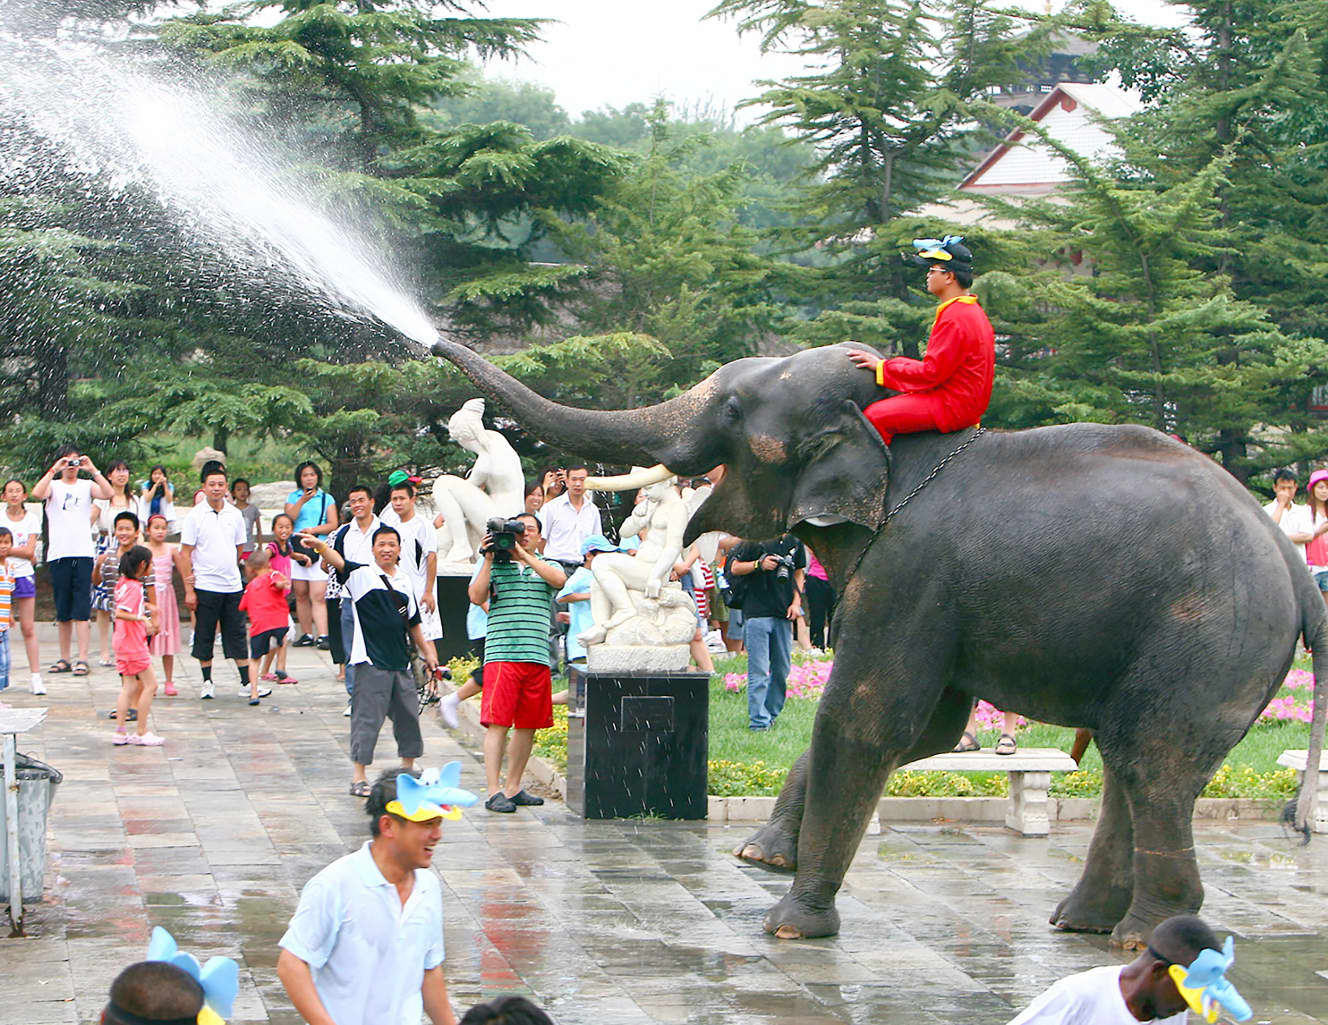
[725, 662, 1315, 726]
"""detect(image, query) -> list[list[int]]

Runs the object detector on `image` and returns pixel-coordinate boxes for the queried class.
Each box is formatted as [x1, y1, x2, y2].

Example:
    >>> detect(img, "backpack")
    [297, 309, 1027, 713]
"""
[719, 556, 748, 610]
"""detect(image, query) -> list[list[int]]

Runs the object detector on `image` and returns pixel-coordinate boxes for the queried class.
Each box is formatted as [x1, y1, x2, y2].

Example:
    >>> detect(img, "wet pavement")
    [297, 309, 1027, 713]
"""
[4, 627, 1328, 1024]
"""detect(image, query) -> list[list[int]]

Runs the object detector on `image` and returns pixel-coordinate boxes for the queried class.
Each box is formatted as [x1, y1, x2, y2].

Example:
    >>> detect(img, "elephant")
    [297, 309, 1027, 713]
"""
[429, 336, 1328, 948]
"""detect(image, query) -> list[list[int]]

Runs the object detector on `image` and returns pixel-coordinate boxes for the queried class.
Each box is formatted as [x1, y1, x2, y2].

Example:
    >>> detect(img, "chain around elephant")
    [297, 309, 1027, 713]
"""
[429, 398, 525, 573]
[578, 466, 697, 672]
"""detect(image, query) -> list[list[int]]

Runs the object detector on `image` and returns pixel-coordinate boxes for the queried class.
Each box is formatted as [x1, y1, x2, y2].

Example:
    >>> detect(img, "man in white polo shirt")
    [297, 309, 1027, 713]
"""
[180, 460, 262, 702]
[379, 472, 442, 644]
[277, 769, 470, 1025]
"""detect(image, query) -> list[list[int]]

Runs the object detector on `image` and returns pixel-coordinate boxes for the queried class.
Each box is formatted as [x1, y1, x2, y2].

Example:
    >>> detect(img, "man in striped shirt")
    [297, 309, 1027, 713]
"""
[468, 513, 566, 813]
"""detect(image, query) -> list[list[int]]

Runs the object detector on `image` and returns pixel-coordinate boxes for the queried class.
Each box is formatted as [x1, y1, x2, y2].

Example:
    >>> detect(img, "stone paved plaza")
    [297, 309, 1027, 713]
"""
[4, 629, 1328, 1024]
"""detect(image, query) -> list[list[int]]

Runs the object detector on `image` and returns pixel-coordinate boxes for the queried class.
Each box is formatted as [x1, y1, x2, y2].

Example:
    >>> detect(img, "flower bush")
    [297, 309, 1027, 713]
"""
[1259, 669, 1314, 723]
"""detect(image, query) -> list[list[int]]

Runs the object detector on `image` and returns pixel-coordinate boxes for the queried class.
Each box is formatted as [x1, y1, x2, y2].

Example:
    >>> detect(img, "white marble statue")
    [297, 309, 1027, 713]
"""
[578, 466, 697, 671]
[429, 399, 525, 570]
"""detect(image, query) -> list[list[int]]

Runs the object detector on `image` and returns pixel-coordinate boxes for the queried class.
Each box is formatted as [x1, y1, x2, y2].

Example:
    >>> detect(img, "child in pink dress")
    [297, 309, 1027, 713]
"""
[113, 546, 162, 746]
[145, 514, 182, 695]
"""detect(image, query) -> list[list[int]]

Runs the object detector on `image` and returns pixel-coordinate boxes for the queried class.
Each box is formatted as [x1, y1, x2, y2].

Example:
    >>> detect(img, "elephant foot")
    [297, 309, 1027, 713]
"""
[733, 821, 798, 873]
[1111, 915, 1154, 951]
[762, 893, 840, 939]
[1049, 885, 1131, 935]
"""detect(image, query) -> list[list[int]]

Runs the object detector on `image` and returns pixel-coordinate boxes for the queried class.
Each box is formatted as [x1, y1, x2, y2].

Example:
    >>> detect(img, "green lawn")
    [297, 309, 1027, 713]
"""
[521, 652, 1313, 800]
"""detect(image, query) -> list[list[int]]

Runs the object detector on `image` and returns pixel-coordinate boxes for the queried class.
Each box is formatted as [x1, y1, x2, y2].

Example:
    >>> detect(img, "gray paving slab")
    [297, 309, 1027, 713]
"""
[2, 625, 1327, 1023]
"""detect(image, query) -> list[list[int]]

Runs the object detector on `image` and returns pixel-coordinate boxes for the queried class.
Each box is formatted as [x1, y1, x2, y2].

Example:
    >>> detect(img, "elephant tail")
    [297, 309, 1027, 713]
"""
[1287, 583, 1328, 842]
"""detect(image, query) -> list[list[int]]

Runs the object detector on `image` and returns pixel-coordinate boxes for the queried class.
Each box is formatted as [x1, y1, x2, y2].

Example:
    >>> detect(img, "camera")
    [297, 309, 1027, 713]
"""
[68, 457, 82, 468]
[484, 517, 526, 563]
[769, 553, 797, 581]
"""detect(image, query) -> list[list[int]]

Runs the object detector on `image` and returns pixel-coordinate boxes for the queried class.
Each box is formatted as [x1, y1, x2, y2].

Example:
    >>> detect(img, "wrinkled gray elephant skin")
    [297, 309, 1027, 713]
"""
[431, 337, 1328, 949]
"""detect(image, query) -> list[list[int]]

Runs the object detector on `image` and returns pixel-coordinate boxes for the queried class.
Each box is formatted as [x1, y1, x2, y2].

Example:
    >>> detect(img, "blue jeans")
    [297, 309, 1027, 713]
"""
[341, 597, 356, 697]
[744, 615, 791, 729]
[0, 629, 9, 691]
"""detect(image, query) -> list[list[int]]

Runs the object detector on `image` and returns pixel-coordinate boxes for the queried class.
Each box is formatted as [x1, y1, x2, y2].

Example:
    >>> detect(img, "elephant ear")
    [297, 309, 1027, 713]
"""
[786, 400, 890, 532]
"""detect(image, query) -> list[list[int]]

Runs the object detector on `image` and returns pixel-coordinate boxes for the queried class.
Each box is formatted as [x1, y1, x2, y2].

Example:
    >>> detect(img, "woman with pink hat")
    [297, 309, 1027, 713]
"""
[1307, 468, 1328, 604]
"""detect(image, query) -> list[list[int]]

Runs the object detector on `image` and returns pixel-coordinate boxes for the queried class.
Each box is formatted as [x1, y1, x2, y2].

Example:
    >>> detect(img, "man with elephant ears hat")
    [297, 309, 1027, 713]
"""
[846, 235, 995, 444]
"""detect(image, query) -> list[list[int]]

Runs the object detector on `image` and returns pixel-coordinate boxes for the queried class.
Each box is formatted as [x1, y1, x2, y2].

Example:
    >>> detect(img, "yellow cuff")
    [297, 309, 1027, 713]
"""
[875, 360, 886, 387]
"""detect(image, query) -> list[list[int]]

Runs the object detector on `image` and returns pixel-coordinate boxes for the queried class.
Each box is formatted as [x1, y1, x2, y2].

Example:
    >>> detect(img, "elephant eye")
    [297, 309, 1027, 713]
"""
[722, 396, 742, 423]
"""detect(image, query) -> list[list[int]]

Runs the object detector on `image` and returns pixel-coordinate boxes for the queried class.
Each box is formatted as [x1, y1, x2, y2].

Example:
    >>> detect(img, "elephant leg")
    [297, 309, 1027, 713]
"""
[734, 687, 970, 874]
[1098, 730, 1214, 949]
[762, 658, 951, 939]
[1051, 763, 1133, 934]
[734, 749, 807, 872]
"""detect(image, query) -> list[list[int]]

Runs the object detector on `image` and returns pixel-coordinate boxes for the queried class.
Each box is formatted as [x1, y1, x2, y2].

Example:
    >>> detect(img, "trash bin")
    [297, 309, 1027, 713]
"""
[0, 754, 61, 904]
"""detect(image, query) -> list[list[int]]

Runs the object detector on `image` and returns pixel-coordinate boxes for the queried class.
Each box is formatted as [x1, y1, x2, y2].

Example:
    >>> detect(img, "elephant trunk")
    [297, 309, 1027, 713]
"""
[431, 337, 721, 471]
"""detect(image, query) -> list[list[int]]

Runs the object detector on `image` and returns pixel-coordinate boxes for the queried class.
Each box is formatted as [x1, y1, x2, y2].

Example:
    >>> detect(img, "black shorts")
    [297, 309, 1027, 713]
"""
[50, 557, 93, 622]
[192, 589, 247, 662]
[250, 627, 287, 660]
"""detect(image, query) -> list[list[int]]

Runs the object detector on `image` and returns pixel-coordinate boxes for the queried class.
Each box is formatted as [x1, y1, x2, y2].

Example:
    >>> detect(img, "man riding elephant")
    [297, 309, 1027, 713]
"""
[846, 236, 995, 445]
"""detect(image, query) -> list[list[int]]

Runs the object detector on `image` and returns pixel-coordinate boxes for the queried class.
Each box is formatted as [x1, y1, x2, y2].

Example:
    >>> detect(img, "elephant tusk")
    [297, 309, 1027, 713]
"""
[585, 464, 675, 492]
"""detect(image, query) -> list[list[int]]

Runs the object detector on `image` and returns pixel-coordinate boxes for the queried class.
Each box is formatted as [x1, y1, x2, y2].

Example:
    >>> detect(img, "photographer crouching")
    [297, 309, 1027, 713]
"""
[725, 534, 806, 732]
[469, 513, 566, 812]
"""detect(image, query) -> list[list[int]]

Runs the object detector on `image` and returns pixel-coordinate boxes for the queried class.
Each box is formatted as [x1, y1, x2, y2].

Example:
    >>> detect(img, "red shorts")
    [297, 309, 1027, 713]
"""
[481, 661, 553, 730]
[117, 655, 151, 678]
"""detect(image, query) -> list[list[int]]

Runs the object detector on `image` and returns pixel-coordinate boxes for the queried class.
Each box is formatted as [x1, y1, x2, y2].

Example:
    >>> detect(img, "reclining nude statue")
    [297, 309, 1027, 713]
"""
[429, 334, 1328, 950]
[429, 398, 524, 570]
[577, 467, 697, 671]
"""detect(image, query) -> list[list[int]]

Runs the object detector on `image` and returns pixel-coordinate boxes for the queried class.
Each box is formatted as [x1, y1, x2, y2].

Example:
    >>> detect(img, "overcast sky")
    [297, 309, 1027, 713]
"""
[477, 0, 1190, 119]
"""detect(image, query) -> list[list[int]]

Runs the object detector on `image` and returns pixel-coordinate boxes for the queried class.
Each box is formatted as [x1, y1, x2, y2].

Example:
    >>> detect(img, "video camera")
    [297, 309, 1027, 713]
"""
[484, 517, 527, 563]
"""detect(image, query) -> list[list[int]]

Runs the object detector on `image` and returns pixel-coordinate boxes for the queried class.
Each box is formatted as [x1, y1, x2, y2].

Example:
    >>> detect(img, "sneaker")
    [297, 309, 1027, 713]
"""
[112, 730, 130, 746]
[163, 681, 178, 696]
[30, 675, 46, 696]
[315, 635, 331, 651]
[293, 634, 314, 647]
[200, 681, 215, 700]
[343, 701, 352, 717]
[255, 687, 273, 699]
[439, 692, 460, 729]
[485, 792, 517, 813]
[509, 789, 544, 807]
[131, 731, 165, 746]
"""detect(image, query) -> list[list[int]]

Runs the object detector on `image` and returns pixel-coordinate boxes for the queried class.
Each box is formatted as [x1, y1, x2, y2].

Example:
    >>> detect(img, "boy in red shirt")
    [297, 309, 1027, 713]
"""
[847, 236, 995, 444]
[239, 548, 286, 703]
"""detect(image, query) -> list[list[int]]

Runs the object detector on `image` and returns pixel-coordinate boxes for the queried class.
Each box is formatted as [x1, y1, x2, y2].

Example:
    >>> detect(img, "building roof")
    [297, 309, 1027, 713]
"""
[959, 82, 1142, 192]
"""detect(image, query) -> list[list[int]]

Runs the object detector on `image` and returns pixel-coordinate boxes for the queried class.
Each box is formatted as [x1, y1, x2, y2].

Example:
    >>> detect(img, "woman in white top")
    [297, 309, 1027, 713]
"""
[2, 479, 44, 694]
[92, 460, 139, 666]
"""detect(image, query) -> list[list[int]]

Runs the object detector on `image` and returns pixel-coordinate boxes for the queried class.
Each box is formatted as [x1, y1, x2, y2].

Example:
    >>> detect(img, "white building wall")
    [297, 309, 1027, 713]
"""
[972, 103, 1119, 187]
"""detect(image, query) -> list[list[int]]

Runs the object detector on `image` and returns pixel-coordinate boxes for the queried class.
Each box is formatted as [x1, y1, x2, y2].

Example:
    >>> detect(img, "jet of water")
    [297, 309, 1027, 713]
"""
[0, 36, 440, 350]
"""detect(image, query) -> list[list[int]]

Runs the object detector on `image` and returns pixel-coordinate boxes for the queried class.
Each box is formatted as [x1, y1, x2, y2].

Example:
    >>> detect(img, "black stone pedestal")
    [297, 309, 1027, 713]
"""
[435, 574, 475, 663]
[565, 668, 709, 820]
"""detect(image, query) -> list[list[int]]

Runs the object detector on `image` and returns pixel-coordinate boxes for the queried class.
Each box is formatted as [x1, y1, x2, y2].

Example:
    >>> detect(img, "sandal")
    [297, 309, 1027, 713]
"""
[995, 733, 1018, 756]
[953, 731, 980, 753]
[349, 781, 371, 798]
[73, 661, 90, 676]
[49, 659, 72, 674]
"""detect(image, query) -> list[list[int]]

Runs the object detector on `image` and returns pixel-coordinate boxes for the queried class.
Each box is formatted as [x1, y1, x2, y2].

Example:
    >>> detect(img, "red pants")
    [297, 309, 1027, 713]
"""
[863, 392, 950, 445]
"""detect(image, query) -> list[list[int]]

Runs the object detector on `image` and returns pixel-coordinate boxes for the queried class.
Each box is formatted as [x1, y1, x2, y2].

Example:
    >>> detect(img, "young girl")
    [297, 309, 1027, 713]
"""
[267, 513, 296, 579]
[3, 479, 43, 694]
[144, 514, 182, 695]
[112, 545, 162, 746]
[140, 465, 175, 529]
[239, 548, 292, 696]
[93, 511, 141, 665]
[232, 478, 262, 555]
[1307, 468, 1328, 608]
[92, 461, 138, 665]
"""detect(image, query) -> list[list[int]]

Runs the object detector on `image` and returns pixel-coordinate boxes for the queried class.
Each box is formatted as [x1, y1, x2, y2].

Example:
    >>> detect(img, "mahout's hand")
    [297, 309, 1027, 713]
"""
[845, 348, 880, 372]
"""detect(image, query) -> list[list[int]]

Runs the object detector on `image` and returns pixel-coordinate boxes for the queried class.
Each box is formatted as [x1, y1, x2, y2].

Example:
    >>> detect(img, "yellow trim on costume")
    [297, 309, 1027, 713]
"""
[1168, 964, 1219, 1023]
[917, 247, 953, 261]
[386, 799, 460, 822]
[931, 293, 978, 329]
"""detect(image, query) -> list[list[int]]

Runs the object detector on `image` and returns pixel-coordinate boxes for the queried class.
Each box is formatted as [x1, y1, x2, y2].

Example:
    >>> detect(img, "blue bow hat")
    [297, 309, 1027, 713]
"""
[387, 762, 479, 822]
[1167, 936, 1252, 1023]
[906, 234, 973, 272]
[145, 926, 238, 1025]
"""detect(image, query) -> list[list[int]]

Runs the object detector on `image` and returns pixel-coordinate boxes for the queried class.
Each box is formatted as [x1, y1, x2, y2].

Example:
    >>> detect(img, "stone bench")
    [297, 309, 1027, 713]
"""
[900, 747, 1078, 837]
[1275, 750, 1328, 834]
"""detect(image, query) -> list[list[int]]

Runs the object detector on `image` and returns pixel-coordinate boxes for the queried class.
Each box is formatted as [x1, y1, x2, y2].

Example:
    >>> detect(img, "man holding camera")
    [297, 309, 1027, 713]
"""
[31, 447, 114, 683]
[726, 535, 806, 732]
[468, 513, 566, 812]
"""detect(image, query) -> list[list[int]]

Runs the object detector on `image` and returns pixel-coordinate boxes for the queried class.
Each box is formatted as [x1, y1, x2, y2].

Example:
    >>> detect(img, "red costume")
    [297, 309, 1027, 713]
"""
[864, 294, 995, 444]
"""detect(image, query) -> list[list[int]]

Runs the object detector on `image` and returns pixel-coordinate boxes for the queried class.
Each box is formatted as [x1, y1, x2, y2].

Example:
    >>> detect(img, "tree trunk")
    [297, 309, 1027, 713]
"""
[33, 336, 69, 419]
[1216, 427, 1249, 484]
[212, 425, 230, 456]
